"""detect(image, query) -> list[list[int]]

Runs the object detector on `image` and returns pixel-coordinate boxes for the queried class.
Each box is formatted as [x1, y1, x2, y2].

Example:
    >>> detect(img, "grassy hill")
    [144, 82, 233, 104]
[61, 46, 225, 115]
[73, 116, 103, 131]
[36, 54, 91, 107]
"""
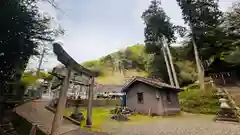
[96, 70, 147, 85]
[82, 44, 149, 85]
[82, 44, 197, 86]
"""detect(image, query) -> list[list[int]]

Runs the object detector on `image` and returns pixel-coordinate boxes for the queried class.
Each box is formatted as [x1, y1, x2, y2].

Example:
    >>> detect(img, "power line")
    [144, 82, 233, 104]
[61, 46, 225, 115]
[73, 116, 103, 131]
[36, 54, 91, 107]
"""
[46, 0, 68, 16]
[43, 0, 69, 37]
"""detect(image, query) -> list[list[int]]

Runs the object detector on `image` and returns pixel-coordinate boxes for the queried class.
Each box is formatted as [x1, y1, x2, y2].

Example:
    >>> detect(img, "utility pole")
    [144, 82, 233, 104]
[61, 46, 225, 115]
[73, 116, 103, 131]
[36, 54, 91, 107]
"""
[51, 66, 71, 135]
[165, 45, 179, 88]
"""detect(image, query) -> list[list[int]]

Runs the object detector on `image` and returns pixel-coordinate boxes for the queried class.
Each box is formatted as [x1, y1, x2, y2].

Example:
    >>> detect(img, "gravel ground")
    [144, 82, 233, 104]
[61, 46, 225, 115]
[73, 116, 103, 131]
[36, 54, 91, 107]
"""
[14, 97, 240, 135]
[101, 114, 240, 135]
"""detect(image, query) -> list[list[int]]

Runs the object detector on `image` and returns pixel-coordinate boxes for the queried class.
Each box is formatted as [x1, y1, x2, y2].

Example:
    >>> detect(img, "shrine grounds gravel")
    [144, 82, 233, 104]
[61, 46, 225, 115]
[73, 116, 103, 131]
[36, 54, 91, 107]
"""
[15, 98, 240, 135]
[101, 113, 240, 135]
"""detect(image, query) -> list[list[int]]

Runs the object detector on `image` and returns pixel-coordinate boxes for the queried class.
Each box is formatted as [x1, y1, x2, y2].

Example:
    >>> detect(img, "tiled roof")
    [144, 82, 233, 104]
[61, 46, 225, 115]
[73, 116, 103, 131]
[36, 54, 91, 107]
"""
[122, 76, 182, 92]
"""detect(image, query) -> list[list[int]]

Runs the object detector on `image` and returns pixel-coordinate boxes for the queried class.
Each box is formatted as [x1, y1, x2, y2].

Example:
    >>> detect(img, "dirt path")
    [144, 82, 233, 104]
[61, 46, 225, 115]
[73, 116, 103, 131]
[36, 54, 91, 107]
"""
[101, 114, 240, 135]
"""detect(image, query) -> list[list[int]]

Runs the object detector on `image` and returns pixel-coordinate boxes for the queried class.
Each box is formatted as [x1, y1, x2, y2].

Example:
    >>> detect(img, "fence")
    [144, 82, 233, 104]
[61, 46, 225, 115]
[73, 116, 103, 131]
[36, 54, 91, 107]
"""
[66, 99, 121, 107]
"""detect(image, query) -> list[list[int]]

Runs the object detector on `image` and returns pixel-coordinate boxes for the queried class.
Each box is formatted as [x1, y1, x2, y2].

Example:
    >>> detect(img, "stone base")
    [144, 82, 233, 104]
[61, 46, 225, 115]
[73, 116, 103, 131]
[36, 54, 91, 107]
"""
[215, 108, 239, 123]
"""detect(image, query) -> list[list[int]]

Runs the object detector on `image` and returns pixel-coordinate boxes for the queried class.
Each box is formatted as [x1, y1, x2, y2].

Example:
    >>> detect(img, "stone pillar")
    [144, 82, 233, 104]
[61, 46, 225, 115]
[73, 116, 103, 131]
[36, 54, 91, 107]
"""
[51, 67, 72, 135]
[86, 77, 94, 127]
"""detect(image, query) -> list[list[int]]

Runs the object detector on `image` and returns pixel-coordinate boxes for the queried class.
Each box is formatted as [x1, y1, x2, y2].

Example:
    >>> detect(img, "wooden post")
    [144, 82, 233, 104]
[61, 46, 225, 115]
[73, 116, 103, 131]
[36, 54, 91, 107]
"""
[86, 77, 94, 127]
[51, 67, 72, 135]
[29, 124, 37, 135]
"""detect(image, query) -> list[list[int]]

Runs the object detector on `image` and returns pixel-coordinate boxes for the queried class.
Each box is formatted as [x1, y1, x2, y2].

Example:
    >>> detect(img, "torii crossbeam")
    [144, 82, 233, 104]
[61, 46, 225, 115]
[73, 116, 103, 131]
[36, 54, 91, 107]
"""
[51, 43, 97, 135]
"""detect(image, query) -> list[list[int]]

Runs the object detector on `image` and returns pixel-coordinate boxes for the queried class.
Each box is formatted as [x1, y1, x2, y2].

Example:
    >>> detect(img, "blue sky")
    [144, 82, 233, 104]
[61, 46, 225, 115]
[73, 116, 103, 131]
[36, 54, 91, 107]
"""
[30, 0, 237, 71]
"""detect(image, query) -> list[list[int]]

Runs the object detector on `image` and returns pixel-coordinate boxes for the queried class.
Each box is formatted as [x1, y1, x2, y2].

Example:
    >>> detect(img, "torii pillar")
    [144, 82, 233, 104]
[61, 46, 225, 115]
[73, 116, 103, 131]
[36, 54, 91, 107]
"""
[50, 43, 97, 135]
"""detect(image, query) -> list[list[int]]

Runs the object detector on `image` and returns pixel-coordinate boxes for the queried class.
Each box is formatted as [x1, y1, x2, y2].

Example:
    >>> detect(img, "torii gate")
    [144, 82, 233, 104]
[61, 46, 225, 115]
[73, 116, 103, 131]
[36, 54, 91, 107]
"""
[50, 43, 97, 135]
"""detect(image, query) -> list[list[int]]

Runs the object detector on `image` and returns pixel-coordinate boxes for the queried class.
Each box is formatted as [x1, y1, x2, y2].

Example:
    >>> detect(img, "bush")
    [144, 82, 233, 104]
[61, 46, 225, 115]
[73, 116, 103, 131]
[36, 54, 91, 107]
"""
[179, 87, 220, 114]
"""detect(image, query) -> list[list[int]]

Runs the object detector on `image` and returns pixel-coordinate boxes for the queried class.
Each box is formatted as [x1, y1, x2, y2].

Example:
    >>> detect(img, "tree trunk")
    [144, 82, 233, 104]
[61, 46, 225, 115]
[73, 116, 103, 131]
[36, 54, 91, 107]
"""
[50, 67, 72, 135]
[190, 22, 205, 90]
[86, 77, 94, 127]
[162, 47, 174, 86]
[165, 45, 179, 88]
[36, 49, 46, 78]
[47, 76, 55, 97]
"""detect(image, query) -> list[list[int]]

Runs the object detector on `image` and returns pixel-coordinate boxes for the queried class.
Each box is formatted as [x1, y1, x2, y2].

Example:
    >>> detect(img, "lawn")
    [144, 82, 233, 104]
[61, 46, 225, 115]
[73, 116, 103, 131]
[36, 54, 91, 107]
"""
[65, 107, 161, 131]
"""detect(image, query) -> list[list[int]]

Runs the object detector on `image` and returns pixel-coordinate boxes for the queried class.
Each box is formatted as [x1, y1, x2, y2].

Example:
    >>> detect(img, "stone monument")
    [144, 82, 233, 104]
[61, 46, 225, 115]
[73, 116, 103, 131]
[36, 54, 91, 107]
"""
[215, 98, 239, 122]
[70, 104, 85, 122]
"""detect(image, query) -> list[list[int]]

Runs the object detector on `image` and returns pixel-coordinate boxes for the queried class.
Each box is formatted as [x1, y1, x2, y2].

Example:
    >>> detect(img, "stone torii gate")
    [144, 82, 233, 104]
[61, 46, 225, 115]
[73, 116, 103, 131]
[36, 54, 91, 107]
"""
[50, 43, 97, 135]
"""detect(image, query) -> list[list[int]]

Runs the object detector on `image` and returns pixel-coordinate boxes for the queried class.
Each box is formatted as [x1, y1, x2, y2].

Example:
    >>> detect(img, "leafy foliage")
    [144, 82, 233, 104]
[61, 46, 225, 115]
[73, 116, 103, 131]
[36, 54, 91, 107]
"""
[21, 71, 51, 86]
[142, 0, 176, 53]
[0, 0, 60, 122]
[82, 44, 151, 74]
[142, 0, 183, 86]
[82, 44, 197, 86]
[176, 0, 240, 61]
[0, 0, 58, 92]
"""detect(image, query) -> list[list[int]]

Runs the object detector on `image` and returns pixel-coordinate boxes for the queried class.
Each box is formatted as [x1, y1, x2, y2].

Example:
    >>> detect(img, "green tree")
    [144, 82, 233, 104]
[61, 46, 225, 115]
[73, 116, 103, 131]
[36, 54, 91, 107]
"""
[176, 0, 223, 90]
[101, 54, 116, 74]
[223, 1, 240, 47]
[148, 54, 170, 82]
[0, 0, 58, 121]
[142, 0, 179, 86]
[223, 2, 240, 65]
[113, 51, 130, 76]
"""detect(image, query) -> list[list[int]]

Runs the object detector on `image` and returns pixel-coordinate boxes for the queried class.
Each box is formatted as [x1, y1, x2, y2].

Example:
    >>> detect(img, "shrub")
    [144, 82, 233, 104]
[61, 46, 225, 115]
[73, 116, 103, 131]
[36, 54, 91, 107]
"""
[179, 87, 220, 114]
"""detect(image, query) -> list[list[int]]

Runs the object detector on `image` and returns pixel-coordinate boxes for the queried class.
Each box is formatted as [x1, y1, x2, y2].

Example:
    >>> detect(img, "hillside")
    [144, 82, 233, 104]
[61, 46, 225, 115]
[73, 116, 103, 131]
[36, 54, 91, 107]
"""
[81, 44, 197, 86]
[82, 44, 149, 85]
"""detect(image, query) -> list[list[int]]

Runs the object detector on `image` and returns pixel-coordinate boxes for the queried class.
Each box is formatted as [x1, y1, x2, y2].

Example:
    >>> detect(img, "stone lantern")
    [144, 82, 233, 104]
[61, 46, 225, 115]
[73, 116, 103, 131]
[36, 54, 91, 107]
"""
[219, 98, 230, 109]
[215, 98, 239, 122]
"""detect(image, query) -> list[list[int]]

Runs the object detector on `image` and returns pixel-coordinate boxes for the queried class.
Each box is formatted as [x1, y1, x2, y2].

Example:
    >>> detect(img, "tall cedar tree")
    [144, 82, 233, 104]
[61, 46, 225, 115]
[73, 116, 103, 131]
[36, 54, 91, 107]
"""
[142, 0, 179, 85]
[176, 0, 240, 61]
[176, 0, 223, 90]
[223, 2, 240, 64]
